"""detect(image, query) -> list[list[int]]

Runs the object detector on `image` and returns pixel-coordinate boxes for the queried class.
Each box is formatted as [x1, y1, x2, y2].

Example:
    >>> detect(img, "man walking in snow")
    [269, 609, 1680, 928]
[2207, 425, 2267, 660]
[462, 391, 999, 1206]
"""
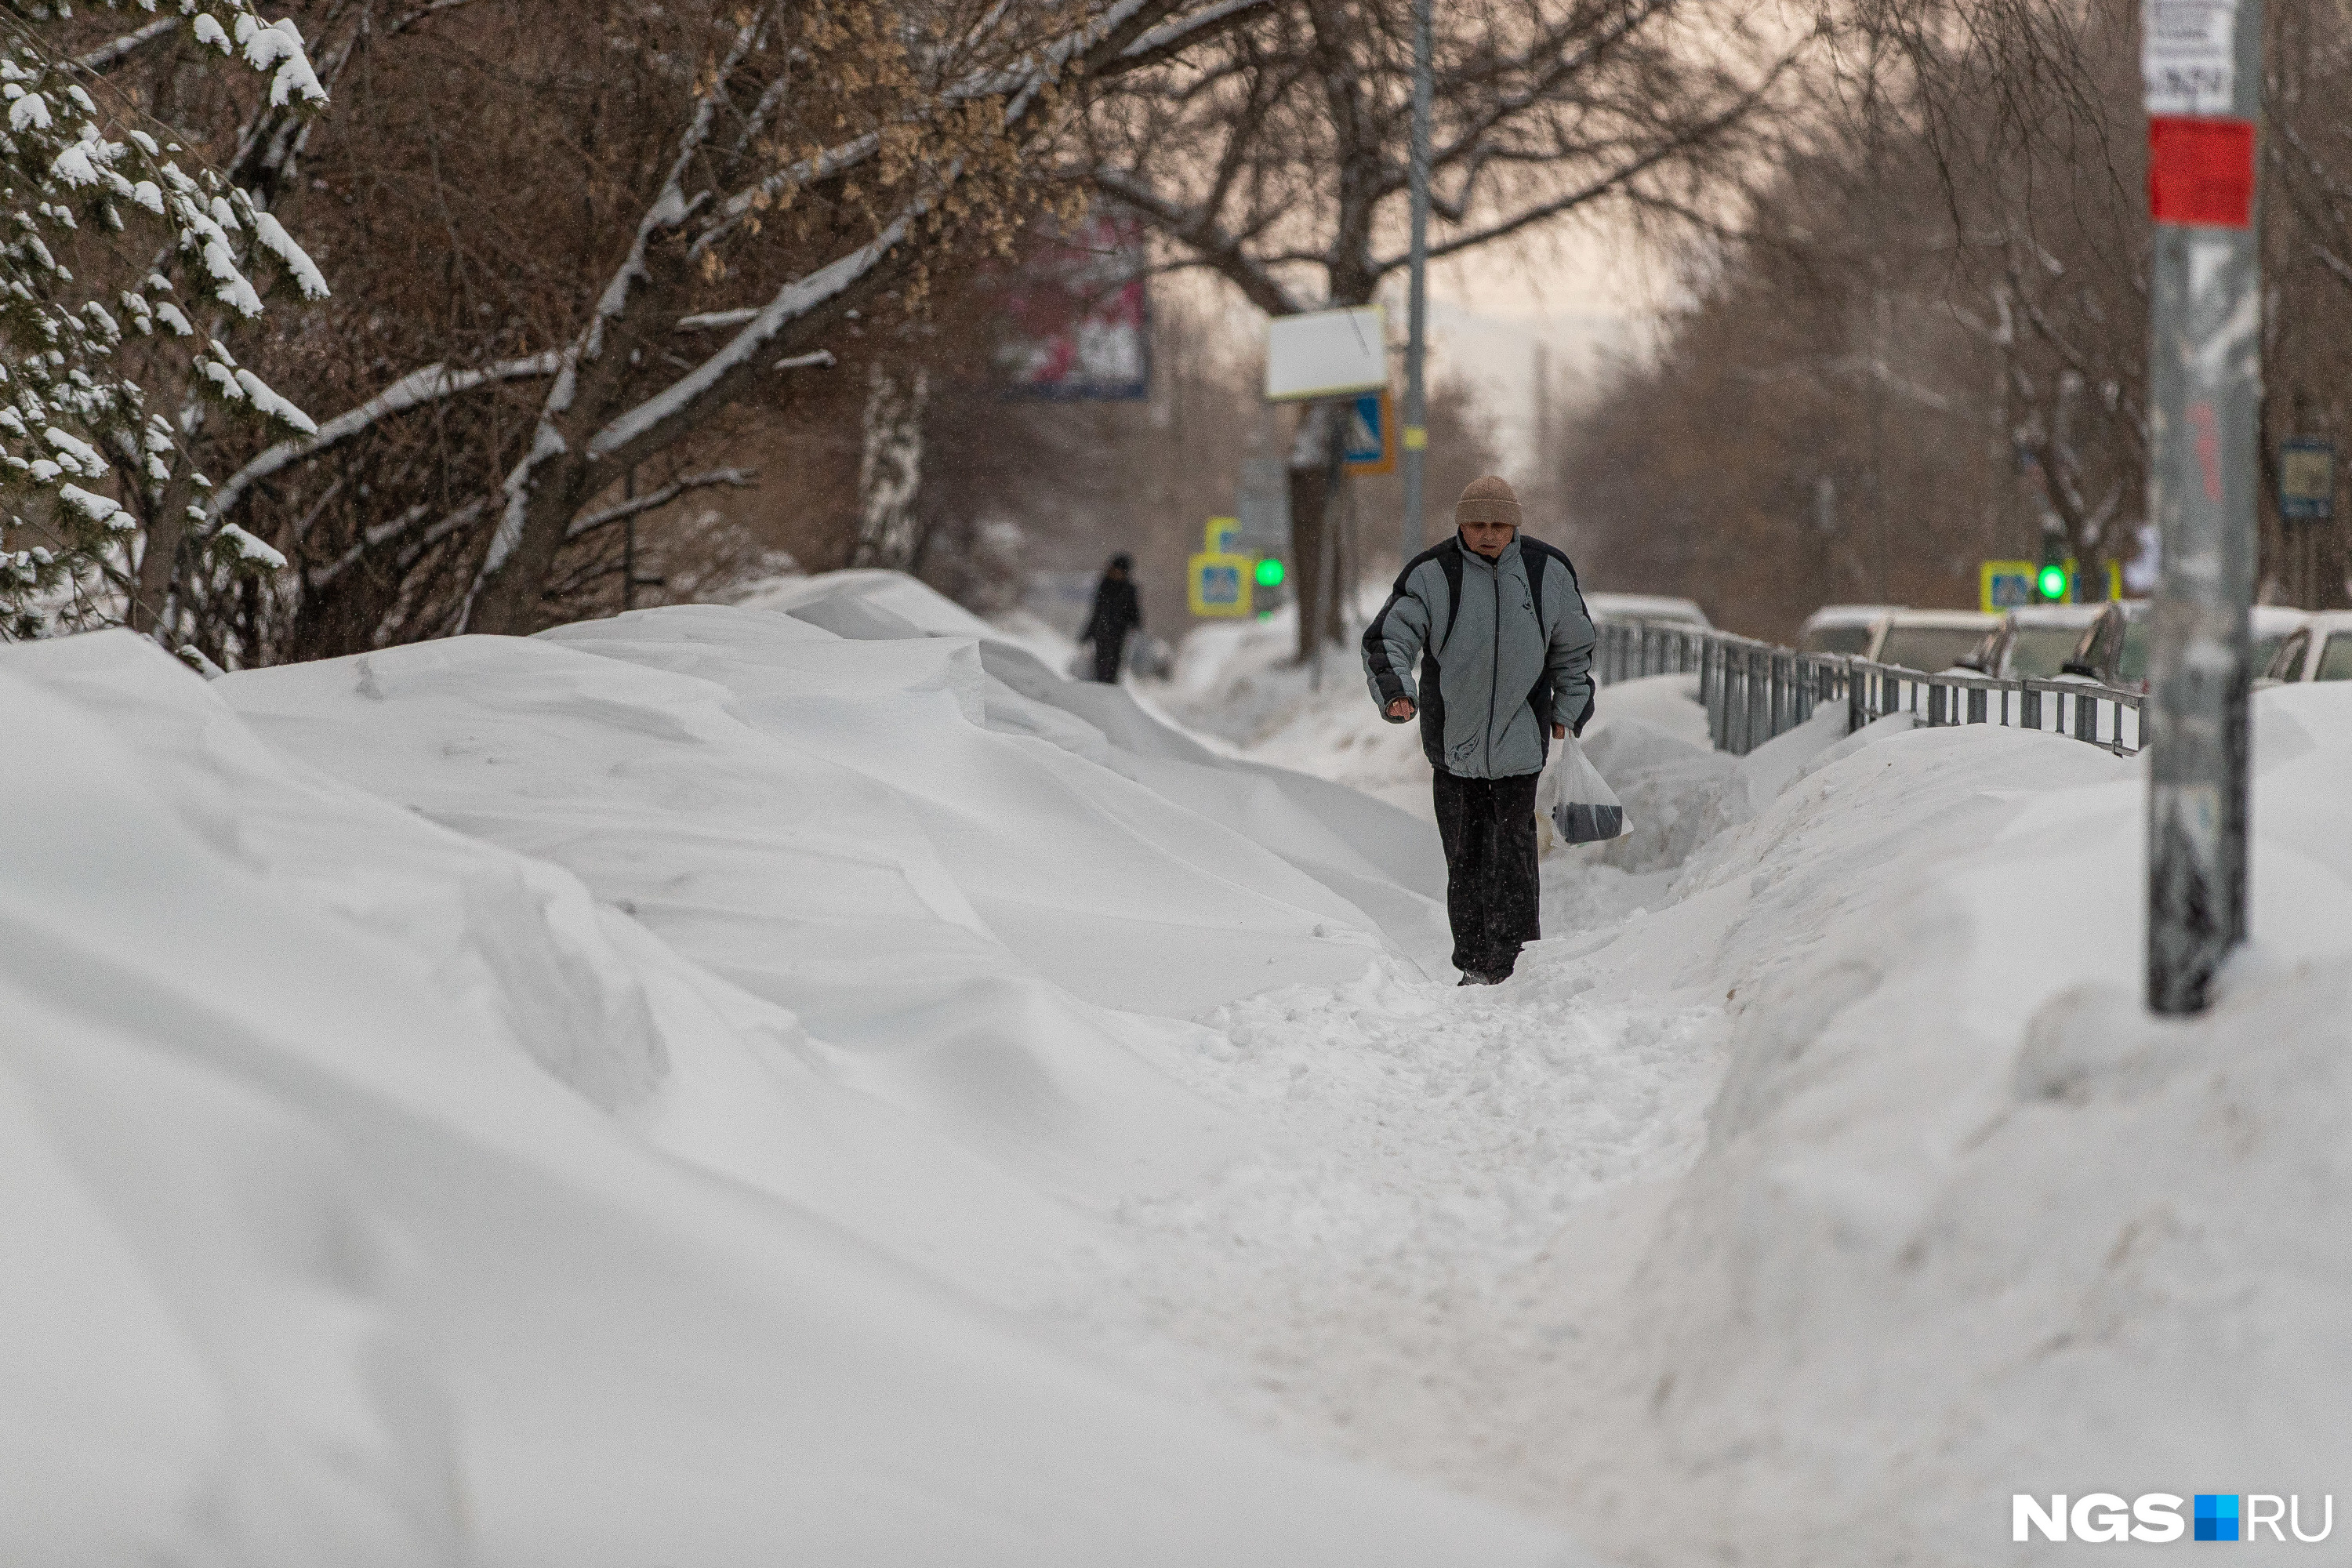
[1361, 476, 1595, 984]
[1083, 554, 1143, 683]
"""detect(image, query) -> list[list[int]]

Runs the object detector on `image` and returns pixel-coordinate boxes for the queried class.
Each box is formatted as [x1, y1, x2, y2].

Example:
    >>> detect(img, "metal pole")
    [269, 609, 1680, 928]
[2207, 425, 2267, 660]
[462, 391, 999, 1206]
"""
[1400, 0, 1433, 561]
[1312, 405, 1346, 689]
[2144, 0, 2262, 1014]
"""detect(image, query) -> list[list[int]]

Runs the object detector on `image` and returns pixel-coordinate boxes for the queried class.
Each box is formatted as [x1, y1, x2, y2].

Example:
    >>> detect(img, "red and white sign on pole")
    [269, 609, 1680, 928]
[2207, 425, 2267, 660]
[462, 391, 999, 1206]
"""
[2142, 0, 2260, 1014]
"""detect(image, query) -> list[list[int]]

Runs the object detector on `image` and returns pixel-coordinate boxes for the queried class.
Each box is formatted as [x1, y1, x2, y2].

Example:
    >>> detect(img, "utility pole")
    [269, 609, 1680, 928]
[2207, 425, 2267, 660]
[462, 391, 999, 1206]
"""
[1400, 0, 1433, 562]
[2143, 0, 2263, 1014]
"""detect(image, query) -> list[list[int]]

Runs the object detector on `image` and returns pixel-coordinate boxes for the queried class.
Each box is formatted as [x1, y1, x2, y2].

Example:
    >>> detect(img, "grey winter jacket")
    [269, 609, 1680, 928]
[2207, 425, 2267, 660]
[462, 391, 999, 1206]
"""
[1360, 534, 1596, 779]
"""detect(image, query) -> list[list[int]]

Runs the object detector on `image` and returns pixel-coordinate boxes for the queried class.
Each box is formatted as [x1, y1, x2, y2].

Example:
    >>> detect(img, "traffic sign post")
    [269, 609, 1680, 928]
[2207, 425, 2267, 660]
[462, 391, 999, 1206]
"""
[1982, 561, 2034, 611]
[2279, 436, 2335, 609]
[1190, 516, 1284, 619]
[1980, 558, 2125, 612]
[1186, 553, 1254, 617]
[2143, 0, 2262, 1015]
[2278, 436, 2335, 523]
[1401, 0, 1433, 560]
[1343, 390, 1395, 474]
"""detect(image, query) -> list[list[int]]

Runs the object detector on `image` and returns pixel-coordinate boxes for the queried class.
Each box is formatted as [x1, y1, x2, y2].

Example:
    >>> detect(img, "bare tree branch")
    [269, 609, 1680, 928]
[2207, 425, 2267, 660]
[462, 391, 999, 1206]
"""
[74, 15, 177, 75]
[564, 468, 758, 540]
[209, 353, 564, 528]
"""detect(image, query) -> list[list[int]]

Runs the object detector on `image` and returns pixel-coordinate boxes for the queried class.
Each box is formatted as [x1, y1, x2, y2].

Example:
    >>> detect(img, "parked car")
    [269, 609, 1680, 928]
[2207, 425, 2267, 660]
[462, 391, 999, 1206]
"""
[1867, 609, 2004, 673]
[1959, 604, 2107, 679]
[2250, 605, 2310, 682]
[2058, 601, 2151, 690]
[1798, 604, 1904, 655]
[2260, 609, 2352, 683]
[1584, 591, 1711, 630]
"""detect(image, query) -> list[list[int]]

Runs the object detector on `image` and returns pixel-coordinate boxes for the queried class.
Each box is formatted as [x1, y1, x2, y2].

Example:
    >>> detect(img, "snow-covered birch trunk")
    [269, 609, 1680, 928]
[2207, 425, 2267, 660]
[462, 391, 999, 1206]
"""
[852, 364, 930, 571]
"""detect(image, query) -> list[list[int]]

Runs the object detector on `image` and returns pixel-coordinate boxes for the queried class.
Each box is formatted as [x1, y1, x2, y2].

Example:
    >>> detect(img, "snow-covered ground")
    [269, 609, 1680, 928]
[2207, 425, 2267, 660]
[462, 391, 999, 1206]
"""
[1145, 597, 1436, 818]
[5, 572, 2347, 1566]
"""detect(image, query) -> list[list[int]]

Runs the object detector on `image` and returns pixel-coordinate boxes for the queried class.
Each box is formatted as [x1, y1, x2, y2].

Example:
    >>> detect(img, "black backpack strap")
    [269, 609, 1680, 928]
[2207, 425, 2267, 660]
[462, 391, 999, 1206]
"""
[1519, 539, 1564, 753]
[1432, 536, 1465, 657]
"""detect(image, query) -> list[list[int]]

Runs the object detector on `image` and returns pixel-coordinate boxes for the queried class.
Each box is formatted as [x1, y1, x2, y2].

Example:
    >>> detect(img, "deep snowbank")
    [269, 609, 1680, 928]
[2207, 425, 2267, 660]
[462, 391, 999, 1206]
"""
[0, 611, 1570, 1567]
[1539, 688, 2352, 1565]
[16, 566, 2343, 1568]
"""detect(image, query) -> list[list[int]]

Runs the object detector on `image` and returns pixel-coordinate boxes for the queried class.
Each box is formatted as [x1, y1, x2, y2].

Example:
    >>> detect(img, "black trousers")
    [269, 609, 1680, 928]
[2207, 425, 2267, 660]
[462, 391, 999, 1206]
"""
[1091, 630, 1130, 683]
[1432, 768, 1542, 978]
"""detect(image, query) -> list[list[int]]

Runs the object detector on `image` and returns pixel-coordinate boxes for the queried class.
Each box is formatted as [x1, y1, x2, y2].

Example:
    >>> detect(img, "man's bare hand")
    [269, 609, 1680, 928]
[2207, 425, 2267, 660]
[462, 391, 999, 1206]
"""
[1386, 698, 1416, 721]
[1552, 723, 1566, 739]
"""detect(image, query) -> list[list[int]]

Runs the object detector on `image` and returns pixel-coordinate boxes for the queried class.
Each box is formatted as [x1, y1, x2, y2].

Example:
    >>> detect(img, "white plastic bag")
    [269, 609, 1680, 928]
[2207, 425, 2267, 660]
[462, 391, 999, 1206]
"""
[1540, 732, 1626, 845]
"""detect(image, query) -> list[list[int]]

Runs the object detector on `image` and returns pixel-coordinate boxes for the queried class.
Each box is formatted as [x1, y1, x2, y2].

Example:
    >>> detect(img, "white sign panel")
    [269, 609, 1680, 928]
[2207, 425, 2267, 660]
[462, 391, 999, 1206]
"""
[1265, 306, 1388, 402]
[2143, 0, 2237, 114]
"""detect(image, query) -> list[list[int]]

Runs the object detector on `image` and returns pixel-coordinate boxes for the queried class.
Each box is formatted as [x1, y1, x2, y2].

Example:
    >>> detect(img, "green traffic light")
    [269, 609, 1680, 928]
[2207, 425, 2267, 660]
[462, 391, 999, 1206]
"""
[2037, 564, 2068, 600]
[1254, 557, 1285, 587]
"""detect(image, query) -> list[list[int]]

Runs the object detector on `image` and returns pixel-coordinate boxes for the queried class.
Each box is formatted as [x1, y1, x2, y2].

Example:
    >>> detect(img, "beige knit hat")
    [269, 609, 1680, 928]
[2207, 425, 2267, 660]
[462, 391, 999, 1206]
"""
[1455, 475, 1522, 528]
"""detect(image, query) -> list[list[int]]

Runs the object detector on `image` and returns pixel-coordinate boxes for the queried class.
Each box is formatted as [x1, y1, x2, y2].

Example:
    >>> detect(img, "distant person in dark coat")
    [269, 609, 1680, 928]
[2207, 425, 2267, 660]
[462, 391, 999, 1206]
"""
[1084, 554, 1143, 683]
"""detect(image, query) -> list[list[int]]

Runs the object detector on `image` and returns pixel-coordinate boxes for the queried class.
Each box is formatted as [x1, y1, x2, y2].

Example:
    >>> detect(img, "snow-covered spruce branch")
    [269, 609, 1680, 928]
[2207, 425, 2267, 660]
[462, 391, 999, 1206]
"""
[564, 469, 757, 541]
[208, 352, 563, 528]
[0, 2, 328, 643]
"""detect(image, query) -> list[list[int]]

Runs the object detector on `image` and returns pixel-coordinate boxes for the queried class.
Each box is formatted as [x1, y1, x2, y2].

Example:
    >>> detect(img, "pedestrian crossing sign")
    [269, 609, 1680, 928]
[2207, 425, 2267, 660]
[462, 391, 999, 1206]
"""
[1343, 390, 1394, 474]
[1188, 551, 1254, 617]
[1981, 561, 2036, 611]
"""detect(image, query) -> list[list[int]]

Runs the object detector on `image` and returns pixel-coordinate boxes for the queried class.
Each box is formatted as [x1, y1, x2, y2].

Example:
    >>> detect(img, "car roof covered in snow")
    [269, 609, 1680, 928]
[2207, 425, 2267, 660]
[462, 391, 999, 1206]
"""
[1802, 603, 1905, 630]
[2006, 603, 2106, 627]
[1583, 591, 1711, 627]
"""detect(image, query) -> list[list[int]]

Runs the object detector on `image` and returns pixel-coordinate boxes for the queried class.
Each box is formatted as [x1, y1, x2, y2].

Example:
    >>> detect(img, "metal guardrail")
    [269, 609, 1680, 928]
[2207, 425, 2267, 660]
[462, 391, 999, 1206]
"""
[1594, 622, 2143, 758]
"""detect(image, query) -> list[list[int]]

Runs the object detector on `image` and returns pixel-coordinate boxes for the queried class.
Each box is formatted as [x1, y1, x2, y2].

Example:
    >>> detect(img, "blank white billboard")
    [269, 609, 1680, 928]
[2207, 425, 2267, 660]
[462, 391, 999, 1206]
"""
[1265, 306, 1388, 402]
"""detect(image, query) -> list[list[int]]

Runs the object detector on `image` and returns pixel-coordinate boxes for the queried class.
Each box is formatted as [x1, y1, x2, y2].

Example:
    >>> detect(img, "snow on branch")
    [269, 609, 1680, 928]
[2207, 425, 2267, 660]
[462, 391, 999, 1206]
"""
[588, 217, 914, 465]
[2, 0, 333, 644]
[209, 352, 563, 523]
[675, 307, 763, 332]
[1113, 0, 1279, 71]
[75, 16, 180, 75]
[564, 469, 757, 540]
[306, 497, 474, 590]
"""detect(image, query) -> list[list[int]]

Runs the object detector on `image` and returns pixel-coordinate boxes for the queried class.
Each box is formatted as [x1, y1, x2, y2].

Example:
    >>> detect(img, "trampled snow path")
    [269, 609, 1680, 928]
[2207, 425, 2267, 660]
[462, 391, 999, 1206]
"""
[1107, 633, 1740, 1519]
[1083, 946, 1722, 1488]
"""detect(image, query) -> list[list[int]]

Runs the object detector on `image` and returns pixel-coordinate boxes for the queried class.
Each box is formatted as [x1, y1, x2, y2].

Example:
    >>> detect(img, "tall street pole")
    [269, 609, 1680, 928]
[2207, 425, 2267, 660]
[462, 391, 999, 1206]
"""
[1400, 0, 1432, 562]
[2143, 0, 2263, 1014]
